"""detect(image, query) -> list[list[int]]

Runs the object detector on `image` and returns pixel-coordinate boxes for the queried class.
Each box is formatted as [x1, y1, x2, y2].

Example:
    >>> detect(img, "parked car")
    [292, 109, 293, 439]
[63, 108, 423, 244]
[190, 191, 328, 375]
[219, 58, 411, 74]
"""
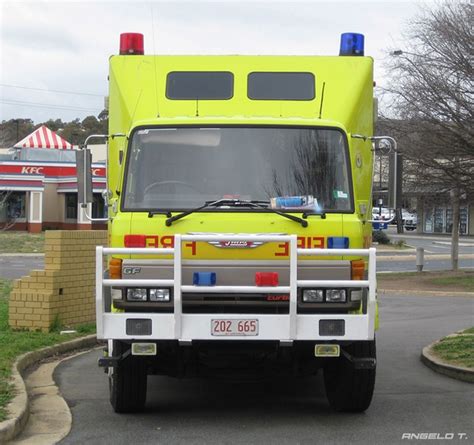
[372, 207, 394, 221]
[404, 212, 417, 231]
[389, 209, 418, 230]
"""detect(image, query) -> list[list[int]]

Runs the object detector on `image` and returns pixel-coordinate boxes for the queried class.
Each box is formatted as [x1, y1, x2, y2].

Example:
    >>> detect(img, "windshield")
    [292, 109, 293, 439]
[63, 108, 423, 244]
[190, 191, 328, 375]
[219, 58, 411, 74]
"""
[123, 127, 353, 212]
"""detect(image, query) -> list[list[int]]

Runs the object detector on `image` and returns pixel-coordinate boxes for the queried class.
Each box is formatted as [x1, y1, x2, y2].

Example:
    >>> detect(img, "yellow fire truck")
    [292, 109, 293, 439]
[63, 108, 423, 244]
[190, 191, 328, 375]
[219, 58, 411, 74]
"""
[78, 32, 398, 414]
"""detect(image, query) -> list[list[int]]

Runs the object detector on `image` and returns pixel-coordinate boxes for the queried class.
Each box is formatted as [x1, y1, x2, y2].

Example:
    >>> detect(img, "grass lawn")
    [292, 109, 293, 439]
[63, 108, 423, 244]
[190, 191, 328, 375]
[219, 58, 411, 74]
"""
[0, 279, 95, 421]
[377, 270, 474, 293]
[0, 232, 45, 254]
[431, 330, 474, 369]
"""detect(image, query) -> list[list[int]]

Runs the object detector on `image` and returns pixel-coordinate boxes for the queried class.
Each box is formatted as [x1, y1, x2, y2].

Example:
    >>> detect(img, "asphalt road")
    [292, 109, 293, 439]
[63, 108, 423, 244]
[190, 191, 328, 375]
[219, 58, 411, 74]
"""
[385, 228, 474, 255]
[56, 294, 474, 445]
[0, 255, 44, 279]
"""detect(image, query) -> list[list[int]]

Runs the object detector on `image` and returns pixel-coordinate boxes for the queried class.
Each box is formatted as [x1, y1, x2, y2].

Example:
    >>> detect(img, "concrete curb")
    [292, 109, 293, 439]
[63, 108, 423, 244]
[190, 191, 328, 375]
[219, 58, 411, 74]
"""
[0, 334, 98, 443]
[421, 341, 474, 384]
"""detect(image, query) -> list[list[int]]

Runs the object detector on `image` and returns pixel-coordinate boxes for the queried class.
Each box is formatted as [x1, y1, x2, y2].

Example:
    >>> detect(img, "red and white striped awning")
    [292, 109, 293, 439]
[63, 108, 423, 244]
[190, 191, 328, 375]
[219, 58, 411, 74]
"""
[14, 125, 73, 149]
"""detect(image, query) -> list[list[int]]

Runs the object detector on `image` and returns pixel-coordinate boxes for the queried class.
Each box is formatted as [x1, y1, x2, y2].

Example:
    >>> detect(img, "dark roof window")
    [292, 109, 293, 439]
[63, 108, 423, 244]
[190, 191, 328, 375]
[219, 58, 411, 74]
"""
[248, 72, 315, 101]
[166, 71, 234, 100]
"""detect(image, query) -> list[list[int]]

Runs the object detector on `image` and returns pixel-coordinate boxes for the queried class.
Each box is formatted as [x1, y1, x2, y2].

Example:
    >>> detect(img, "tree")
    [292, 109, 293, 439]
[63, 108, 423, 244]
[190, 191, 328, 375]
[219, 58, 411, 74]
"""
[381, 2, 473, 270]
[0, 110, 108, 148]
[42, 118, 64, 132]
[0, 119, 35, 146]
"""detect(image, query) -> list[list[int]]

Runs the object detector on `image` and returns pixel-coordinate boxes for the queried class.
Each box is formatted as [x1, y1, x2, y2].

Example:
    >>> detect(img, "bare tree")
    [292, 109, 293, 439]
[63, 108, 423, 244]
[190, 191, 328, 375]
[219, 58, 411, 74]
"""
[381, 2, 473, 270]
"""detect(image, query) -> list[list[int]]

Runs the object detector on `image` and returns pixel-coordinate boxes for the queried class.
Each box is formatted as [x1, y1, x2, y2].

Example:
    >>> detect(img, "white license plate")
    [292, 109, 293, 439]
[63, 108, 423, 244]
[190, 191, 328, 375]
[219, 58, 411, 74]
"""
[211, 319, 259, 336]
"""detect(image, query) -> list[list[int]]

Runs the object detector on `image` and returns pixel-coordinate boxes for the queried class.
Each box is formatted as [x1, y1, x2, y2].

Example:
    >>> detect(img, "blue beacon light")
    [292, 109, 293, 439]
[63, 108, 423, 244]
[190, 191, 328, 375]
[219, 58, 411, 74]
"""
[328, 237, 350, 249]
[339, 33, 364, 56]
[193, 272, 216, 286]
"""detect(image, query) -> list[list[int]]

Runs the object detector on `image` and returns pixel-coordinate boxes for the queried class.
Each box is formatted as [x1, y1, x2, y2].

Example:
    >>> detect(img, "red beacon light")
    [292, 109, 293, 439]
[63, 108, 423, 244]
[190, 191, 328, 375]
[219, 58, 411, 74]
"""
[120, 33, 144, 55]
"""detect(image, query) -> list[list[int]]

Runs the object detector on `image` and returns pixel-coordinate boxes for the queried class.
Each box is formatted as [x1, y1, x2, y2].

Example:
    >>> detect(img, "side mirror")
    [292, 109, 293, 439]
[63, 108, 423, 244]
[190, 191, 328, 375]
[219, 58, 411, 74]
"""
[76, 148, 93, 205]
[353, 134, 401, 225]
[388, 151, 403, 210]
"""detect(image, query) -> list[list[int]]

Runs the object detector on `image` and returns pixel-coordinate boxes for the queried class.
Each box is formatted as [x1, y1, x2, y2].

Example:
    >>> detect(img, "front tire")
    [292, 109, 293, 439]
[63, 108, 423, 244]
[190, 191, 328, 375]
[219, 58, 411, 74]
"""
[323, 340, 376, 412]
[109, 341, 147, 413]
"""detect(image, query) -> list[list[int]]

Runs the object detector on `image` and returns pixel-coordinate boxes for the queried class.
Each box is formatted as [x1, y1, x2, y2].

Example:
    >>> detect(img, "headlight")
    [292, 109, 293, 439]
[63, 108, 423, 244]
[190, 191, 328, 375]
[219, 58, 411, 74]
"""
[149, 288, 170, 302]
[302, 289, 324, 302]
[126, 288, 147, 301]
[326, 289, 347, 303]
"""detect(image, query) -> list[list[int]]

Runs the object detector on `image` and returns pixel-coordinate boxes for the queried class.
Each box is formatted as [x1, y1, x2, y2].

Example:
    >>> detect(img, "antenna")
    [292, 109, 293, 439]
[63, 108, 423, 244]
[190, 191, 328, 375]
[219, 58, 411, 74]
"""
[318, 82, 326, 119]
[150, 4, 160, 117]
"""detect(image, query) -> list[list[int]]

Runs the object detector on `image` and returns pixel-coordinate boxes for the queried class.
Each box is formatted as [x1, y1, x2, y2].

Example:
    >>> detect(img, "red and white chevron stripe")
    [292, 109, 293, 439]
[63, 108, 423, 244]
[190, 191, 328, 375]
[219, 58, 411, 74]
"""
[14, 125, 73, 149]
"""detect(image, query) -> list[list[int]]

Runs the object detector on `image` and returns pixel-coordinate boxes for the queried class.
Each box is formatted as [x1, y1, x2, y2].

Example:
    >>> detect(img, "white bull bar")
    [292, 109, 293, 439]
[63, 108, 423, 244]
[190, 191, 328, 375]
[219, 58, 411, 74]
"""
[96, 235, 377, 342]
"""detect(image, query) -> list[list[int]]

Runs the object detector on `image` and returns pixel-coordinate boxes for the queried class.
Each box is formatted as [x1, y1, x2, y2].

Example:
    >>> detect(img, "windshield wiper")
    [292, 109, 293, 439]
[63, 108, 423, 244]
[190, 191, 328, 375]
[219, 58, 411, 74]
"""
[164, 199, 227, 226]
[165, 199, 308, 227]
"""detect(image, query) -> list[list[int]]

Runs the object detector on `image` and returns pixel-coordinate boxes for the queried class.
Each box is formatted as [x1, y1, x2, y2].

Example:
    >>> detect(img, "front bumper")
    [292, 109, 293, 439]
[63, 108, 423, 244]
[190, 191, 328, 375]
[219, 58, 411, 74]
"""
[100, 312, 374, 341]
[96, 235, 377, 342]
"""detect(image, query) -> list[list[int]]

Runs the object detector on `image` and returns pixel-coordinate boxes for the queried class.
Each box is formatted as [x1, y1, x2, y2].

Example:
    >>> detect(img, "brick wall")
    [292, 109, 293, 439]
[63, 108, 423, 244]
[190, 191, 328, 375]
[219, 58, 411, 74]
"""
[9, 230, 108, 332]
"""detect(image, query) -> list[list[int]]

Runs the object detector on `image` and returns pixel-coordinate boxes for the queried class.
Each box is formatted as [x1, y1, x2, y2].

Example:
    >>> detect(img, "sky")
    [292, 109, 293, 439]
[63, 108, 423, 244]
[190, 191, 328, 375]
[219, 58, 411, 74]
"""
[0, 0, 437, 124]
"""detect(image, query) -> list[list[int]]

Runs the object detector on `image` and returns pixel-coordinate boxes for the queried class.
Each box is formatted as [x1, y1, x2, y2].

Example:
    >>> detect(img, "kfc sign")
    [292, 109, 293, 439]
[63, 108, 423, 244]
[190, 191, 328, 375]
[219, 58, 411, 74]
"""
[21, 167, 44, 174]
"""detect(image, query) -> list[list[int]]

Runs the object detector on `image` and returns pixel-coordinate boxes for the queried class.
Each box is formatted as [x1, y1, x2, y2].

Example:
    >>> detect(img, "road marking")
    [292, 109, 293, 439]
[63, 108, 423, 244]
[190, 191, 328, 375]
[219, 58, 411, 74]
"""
[433, 241, 474, 247]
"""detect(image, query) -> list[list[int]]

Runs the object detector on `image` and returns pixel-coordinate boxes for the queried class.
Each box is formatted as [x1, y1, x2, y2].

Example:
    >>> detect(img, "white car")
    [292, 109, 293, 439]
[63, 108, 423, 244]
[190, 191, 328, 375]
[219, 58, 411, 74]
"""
[403, 211, 417, 231]
[372, 208, 394, 221]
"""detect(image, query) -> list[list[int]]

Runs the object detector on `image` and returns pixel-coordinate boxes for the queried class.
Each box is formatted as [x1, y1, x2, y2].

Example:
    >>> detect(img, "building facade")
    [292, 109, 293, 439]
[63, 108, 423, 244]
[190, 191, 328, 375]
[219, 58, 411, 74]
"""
[0, 126, 106, 232]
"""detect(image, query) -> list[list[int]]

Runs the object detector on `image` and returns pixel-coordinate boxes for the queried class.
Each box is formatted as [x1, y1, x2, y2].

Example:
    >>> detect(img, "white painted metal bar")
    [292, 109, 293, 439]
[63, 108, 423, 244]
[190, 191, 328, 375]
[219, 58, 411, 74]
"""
[297, 280, 369, 288]
[181, 235, 293, 242]
[289, 236, 298, 340]
[173, 234, 182, 338]
[367, 247, 377, 336]
[103, 247, 173, 255]
[297, 248, 370, 256]
[368, 248, 377, 302]
[181, 285, 291, 293]
[95, 246, 104, 339]
[103, 279, 175, 287]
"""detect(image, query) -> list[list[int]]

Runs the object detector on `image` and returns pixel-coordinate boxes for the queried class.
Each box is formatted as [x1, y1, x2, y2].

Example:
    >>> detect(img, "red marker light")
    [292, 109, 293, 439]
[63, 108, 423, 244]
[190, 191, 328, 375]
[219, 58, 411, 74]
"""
[120, 33, 144, 55]
[256, 272, 279, 286]
[124, 234, 146, 247]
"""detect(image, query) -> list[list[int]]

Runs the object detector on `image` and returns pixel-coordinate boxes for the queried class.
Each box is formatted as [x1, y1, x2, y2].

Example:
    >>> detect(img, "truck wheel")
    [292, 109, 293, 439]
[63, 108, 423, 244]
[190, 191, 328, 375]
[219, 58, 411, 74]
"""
[323, 340, 376, 412]
[109, 341, 147, 413]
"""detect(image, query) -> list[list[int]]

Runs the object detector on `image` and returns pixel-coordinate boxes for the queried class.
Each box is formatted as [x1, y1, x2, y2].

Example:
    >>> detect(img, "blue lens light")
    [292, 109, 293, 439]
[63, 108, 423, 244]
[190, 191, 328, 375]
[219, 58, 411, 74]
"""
[339, 33, 364, 56]
[328, 237, 349, 249]
[193, 272, 216, 286]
